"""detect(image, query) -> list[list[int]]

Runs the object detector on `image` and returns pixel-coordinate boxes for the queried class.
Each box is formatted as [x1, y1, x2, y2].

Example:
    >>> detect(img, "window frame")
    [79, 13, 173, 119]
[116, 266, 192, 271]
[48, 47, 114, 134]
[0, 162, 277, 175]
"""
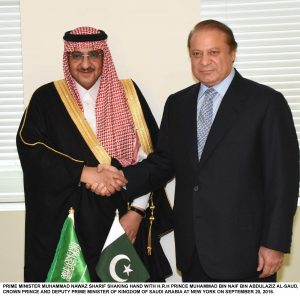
[0, 0, 24, 210]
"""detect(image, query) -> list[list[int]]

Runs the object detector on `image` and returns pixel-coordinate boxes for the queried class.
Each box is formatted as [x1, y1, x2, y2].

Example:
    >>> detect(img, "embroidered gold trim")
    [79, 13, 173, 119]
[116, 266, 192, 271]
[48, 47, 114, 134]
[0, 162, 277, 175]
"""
[121, 79, 158, 256]
[54, 79, 111, 164]
[121, 79, 153, 155]
[19, 100, 83, 163]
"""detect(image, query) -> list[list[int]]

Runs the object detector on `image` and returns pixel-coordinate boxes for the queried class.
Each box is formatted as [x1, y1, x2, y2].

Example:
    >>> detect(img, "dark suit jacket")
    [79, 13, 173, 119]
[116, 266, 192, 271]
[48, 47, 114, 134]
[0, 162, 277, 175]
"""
[123, 70, 299, 280]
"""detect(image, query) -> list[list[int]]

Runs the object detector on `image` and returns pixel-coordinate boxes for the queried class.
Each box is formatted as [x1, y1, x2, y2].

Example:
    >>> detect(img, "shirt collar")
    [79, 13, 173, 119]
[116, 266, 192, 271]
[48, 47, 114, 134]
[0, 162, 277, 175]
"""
[199, 68, 235, 98]
[74, 77, 101, 101]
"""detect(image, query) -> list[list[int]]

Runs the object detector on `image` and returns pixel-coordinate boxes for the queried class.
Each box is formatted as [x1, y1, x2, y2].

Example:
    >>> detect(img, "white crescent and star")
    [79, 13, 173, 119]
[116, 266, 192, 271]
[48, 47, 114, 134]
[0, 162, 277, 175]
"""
[109, 254, 133, 282]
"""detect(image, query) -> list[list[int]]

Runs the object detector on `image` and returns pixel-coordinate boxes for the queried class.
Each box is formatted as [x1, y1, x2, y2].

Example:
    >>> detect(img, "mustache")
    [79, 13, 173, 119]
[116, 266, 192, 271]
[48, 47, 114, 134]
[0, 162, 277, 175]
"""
[199, 65, 216, 70]
[78, 67, 94, 72]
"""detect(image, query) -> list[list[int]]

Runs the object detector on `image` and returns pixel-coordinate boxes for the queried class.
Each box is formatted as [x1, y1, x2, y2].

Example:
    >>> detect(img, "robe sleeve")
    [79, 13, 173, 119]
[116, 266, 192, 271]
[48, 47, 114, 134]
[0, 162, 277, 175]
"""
[16, 87, 84, 207]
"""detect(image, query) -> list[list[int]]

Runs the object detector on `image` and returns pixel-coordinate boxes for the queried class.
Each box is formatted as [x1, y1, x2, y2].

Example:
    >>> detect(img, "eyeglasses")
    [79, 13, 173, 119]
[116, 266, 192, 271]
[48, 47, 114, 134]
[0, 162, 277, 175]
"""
[68, 50, 103, 62]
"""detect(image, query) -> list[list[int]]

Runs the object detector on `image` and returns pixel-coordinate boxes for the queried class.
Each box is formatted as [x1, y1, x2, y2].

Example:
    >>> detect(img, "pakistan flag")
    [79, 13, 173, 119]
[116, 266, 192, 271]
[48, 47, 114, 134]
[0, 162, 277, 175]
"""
[46, 208, 91, 282]
[96, 210, 150, 282]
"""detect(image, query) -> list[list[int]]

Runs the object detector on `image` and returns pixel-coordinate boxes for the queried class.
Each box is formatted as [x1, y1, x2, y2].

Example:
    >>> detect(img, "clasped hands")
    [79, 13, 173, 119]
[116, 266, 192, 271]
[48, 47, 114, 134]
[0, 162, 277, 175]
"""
[81, 164, 127, 196]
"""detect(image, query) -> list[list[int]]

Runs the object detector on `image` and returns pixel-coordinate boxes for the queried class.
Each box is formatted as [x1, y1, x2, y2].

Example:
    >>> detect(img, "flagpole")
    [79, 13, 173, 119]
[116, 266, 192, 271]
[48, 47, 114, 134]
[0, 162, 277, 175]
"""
[45, 206, 91, 282]
[96, 208, 150, 282]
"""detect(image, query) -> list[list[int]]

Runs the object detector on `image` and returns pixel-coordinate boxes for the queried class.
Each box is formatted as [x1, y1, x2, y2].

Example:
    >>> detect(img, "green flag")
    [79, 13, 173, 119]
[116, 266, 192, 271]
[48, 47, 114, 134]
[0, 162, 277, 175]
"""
[46, 208, 91, 282]
[96, 210, 150, 282]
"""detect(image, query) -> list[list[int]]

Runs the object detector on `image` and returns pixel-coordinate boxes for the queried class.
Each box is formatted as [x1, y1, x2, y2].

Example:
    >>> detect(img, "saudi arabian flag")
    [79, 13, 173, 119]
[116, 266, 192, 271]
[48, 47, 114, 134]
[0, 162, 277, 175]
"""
[96, 210, 150, 282]
[46, 208, 91, 282]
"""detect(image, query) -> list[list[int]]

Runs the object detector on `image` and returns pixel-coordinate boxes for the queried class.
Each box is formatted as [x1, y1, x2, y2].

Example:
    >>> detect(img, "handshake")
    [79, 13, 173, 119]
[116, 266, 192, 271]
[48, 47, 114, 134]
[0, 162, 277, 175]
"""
[80, 164, 128, 196]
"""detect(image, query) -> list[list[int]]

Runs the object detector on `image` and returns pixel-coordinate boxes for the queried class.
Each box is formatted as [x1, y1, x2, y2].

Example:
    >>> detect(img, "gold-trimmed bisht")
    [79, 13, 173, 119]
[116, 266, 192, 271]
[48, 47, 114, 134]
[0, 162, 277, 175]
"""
[24, 78, 167, 256]
[55, 78, 159, 254]
[19, 99, 84, 164]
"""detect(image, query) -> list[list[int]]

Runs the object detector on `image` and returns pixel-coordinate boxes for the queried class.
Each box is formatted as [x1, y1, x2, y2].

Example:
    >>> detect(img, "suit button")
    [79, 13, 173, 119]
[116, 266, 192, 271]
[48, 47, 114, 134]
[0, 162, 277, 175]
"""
[193, 185, 199, 192]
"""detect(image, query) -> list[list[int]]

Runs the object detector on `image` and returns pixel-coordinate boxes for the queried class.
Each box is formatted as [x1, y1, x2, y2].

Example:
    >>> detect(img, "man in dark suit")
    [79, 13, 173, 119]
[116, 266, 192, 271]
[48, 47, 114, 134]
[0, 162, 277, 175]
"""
[95, 19, 299, 282]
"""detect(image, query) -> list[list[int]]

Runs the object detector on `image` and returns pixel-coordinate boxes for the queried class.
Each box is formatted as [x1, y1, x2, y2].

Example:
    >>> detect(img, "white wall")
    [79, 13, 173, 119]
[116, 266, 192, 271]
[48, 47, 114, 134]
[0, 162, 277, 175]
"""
[20, 0, 199, 122]
[0, 210, 25, 282]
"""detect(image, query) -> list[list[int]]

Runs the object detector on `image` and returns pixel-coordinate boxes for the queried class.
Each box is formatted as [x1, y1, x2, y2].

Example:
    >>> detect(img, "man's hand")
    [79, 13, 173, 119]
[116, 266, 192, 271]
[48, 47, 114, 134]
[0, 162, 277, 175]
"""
[81, 164, 127, 196]
[120, 210, 143, 244]
[257, 246, 284, 278]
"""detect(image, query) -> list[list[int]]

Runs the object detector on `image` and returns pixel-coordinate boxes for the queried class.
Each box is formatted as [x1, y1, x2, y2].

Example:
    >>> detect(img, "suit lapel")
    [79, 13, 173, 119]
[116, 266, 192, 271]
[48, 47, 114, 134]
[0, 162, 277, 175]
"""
[198, 71, 247, 168]
[183, 84, 200, 169]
